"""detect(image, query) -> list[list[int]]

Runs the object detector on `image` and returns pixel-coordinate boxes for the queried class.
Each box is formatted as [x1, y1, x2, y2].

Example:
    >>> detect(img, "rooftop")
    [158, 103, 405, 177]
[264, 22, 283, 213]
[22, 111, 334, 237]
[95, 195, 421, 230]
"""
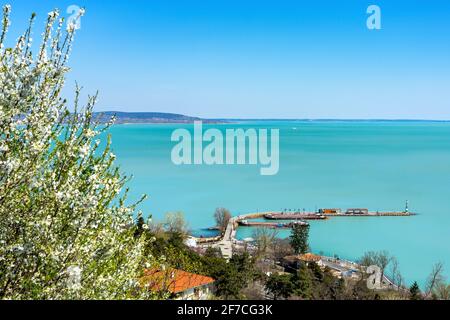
[141, 268, 215, 294]
[284, 253, 322, 263]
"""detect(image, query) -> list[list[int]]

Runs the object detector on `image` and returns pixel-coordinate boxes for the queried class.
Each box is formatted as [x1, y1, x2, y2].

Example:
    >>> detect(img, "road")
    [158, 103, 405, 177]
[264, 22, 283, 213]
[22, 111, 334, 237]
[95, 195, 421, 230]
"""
[212, 216, 239, 260]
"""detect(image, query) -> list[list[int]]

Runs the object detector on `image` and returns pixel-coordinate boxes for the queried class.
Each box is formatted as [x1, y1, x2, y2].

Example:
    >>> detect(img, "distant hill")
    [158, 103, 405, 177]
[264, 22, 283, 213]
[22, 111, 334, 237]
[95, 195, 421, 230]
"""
[94, 112, 220, 124]
[93, 112, 449, 124]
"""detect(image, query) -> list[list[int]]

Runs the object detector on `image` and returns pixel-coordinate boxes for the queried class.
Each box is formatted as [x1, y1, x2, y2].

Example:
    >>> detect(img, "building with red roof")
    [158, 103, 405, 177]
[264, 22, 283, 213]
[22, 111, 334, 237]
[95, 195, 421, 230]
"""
[141, 268, 215, 300]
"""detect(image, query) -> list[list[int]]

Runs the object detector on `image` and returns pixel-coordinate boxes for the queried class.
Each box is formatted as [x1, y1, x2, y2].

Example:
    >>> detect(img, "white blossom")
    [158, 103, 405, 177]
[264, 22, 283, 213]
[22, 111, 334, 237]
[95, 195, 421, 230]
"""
[66, 266, 82, 291]
[0, 5, 156, 300]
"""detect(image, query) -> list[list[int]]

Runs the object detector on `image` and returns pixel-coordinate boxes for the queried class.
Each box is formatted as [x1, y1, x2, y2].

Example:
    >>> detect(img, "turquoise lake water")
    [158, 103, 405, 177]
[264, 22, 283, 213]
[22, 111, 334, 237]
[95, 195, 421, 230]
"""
[109, 121, 450, 287]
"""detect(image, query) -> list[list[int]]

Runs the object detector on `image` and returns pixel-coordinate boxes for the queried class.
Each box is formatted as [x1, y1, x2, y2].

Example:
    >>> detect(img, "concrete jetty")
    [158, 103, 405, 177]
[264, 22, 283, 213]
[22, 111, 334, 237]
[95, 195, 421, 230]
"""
[201, 207, 413, 259]
[264, 213, 327, 220]
[238, 220, 309, 228]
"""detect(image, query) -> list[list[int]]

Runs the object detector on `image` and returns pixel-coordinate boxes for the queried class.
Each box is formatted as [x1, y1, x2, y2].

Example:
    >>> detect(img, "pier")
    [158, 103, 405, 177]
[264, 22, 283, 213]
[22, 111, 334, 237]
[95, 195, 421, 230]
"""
[326, 212, 413, 217]
[265, 211, 413, 219]
[264, 213, 327, 220]
[199, 205, 414, 259]
[238, 220, 309, 229]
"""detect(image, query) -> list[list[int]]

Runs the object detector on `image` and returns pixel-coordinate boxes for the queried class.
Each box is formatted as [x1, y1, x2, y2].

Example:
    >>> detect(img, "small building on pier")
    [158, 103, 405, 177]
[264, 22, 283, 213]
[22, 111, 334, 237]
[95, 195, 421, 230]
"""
[317, 208, 341, 214]
[345, 208, 369, 215]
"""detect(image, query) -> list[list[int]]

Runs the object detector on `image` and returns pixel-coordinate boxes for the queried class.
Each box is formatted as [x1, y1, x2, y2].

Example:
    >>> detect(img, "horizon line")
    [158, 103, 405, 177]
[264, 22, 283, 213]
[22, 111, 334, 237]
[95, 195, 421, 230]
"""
[94, 111, 450, 122]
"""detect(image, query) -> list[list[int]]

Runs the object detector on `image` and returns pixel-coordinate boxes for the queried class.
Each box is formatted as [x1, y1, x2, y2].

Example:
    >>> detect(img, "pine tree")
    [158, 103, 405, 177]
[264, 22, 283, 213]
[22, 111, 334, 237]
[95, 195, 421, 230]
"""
[265, 273, 294, 300]
[293, 264, 313, 299]
[289, 224, 310, 254]
[409, 281, 422, 300]
[308, 262, 324, 282]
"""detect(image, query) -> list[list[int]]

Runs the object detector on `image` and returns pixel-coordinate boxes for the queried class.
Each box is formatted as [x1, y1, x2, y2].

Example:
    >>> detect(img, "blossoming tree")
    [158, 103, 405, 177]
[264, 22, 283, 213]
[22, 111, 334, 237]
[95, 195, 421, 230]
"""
[0, 5, 156, 299]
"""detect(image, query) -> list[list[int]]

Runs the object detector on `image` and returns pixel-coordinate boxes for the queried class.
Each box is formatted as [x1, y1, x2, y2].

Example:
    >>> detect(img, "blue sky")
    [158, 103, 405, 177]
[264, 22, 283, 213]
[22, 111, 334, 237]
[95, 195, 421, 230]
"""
[5, 0, 450, 119]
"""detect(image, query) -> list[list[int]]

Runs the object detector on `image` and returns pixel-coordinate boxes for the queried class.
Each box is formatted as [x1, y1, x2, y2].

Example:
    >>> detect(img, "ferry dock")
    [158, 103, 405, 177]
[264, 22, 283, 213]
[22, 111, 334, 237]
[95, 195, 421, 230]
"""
[196, 202, 414, 260]
[264, 213, 327, 220]
[237, 220, 309, 229]
[265, 211, 414, 220]
[265, 202, 415, 219]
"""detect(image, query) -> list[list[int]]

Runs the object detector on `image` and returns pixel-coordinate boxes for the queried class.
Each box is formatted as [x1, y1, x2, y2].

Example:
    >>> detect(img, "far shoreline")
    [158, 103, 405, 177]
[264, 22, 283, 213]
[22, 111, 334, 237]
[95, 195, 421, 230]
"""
[108, 119, 450, 125]
[94, 111, 450, 124]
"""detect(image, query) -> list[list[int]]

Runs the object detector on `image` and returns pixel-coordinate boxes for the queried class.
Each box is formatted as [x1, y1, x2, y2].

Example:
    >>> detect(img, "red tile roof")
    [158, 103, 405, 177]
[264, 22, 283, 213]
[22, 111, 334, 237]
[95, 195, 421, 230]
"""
[298, 253, 322, 262]
[141, 268, 215, 294]
[284, 253, 322, 263]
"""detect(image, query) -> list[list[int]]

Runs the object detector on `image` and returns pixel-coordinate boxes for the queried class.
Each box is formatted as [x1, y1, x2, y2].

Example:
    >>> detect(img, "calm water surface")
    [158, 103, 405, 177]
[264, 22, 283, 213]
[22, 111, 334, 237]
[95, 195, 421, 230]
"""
[109, 121, 450, 286]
